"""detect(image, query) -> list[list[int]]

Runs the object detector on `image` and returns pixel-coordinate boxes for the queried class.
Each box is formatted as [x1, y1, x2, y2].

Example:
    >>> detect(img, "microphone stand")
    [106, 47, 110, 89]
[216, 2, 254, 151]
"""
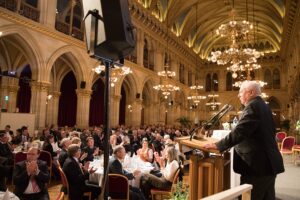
[189, 104, 232, 141]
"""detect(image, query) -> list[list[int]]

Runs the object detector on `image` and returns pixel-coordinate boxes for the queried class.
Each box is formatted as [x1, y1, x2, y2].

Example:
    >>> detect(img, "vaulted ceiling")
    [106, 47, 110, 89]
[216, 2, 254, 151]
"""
[135, 0, 285, 60]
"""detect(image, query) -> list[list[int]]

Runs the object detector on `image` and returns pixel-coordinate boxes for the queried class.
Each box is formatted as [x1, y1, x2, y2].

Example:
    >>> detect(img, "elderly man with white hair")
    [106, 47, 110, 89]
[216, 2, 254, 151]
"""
[205, 81, 284, 200]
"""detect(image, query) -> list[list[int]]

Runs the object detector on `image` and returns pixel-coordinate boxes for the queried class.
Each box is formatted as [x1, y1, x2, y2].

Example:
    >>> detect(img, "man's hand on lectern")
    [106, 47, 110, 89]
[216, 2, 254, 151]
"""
[204, 143, 217, 150]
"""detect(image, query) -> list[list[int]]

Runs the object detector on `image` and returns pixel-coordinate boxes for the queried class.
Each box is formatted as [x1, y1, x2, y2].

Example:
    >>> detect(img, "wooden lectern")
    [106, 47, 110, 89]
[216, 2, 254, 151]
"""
[177, 136, 231, 200]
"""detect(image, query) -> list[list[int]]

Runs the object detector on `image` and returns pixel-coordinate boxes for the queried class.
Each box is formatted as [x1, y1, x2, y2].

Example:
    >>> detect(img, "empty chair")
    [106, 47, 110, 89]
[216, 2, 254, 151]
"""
[280, 136, 295, 162]
[108, 174, 129, 200]
[292, 145, 300, 165]
[276, 132, 287, 149]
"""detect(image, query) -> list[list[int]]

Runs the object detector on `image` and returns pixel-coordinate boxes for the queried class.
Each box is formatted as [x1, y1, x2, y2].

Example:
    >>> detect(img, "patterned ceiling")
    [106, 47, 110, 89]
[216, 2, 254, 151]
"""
[134, 0, 285, 60]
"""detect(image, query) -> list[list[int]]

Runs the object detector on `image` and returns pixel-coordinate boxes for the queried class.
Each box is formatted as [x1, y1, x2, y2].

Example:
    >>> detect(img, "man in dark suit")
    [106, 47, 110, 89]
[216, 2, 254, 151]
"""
[0, 156, 10, 191]
[205, 81, 284, 200]
[0, 131, 14, 165]
[13, 147, 50, 200]
[58, 138, 71, 166]
[109, 145, 146, 200]
[62, 144, 100, 200]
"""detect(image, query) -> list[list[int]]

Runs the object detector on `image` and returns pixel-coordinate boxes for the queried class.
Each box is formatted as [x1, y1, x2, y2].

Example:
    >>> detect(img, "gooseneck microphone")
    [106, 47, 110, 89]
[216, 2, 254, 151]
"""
[189, 104, 233, 140]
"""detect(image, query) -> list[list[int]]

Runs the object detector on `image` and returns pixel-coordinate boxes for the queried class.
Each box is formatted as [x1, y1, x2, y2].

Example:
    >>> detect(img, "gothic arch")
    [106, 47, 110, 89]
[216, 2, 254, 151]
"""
[0, 25, 42, 80]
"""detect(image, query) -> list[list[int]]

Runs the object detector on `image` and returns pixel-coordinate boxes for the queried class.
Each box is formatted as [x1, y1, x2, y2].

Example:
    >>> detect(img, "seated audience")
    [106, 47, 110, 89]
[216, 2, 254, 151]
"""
[108, 145, 145, 200]
[140, 146, 179, 199]
[82, 137, 99, 162]
[137, 138, 153, 163]
[0, 156, 10, 191]
[42, 135, 60, 159]
[0, 131, 14, 165]
[62, 144, 100, 200]
[13, 147, 50, 200]
[58, 138, 71, 166]
[4, 125, 13, 142]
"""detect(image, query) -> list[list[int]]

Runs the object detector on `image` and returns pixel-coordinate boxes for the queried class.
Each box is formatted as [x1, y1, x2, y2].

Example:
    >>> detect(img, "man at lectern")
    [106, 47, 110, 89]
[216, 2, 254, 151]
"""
[204, 80, 284, 200]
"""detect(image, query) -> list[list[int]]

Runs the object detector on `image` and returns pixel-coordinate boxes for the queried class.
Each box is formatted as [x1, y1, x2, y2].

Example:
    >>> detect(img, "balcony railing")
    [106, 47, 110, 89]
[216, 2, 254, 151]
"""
[20, 2, 40, 22]
[0, 0, 17, 12]
[0, 0, 39, 22]
[55, 20, 84, 41]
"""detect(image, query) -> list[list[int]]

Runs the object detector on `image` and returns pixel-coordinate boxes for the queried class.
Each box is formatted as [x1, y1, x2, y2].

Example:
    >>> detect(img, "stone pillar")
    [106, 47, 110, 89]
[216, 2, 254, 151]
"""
[39, 0, 57, 28]
[154, 47, 164, 72]
[76, 89, 92, 129]
[46, 91, 61, 126]
[30, 82, 50, 129]
[132, 99, 143, 126]
[136, 29, 144, 66]
[7, 85, 19, 113]
[170, 59, 179, 81]
[110, 94, 121, 127]
[219, 70, 226, 92]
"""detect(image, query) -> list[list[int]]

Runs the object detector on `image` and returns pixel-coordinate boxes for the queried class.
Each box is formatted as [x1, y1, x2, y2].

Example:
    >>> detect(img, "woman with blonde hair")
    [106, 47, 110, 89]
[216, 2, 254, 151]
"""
[140, 145, 179, 199]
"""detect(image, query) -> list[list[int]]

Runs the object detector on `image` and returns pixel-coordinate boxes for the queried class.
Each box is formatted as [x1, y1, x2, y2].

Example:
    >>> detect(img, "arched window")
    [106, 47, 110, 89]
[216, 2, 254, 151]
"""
[273, 68, 280, 89]
[25, 0, 38, 7]
[264, 69, 272, 89]
[226, 72, 233, 91]
[205, 74, 211, 92]
[143, 39, 149, 68]
[164, 53, 169, 65]
[212, 73, 218, 91]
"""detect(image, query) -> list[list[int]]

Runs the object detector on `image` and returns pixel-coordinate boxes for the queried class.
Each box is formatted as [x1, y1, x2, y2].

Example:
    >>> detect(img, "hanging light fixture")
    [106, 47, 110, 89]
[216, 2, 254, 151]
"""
[92, 63, 132, 87]
[153, 1, 179, 99]
[206, 94, 221, 110]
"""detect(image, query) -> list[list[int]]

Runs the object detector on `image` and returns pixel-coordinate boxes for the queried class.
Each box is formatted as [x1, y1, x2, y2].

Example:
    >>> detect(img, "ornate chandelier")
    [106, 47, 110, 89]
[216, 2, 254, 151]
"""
[92, 64, 132, 87]
[233, 79, 267, 88]
[153, 65, 179, 99]
[187, 85, 206, 105]
[205, 94, 221, 110]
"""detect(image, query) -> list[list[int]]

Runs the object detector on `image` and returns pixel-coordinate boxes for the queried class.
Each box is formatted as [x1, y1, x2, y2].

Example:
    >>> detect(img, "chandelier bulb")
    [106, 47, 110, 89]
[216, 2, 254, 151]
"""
[232, 72, 238, 79]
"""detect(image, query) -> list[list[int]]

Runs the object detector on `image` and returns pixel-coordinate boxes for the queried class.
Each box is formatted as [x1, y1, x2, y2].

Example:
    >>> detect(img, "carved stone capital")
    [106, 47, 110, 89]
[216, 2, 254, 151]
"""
[76, 89, 92, 97]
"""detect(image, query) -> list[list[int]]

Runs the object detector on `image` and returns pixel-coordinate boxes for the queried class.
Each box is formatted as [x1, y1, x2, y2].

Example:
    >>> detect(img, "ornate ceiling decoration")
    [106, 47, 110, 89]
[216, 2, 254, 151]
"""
[132, 0, 285, 61]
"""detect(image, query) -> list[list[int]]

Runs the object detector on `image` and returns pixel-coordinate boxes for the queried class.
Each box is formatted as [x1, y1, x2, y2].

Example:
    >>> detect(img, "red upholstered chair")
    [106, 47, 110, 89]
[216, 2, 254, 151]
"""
[151, 168, 181, 200]
[14, 152, 27, 166]
[280, 136, 295, 162]
[292, 145, 300, 165]
[276, 132, 287, 149]
[108, 174, 129, 200]
[57, 163, 92, 200]
[39, 150, 53, 183]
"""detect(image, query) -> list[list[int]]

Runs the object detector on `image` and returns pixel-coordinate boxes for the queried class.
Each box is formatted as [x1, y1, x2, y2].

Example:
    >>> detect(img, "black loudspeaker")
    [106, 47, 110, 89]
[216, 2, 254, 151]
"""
[80, 81, 86, 89]
[136, 93, 140, 99]
[83, 0, 136, 61]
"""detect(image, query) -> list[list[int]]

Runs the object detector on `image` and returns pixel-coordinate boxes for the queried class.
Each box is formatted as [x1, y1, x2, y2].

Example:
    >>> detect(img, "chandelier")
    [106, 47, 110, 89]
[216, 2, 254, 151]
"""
[187, 85, 206, 105]
[206, 94, 221, 110]
[92, 64, 132, 87]
[233, 79, 267, 88]
[153, 64, 179, 99]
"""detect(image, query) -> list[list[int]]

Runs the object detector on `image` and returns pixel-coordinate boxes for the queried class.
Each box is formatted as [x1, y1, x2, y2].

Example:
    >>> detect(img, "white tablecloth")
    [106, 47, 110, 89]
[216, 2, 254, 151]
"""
[0, 190, 19, 200]
[89, 154, 154, 188]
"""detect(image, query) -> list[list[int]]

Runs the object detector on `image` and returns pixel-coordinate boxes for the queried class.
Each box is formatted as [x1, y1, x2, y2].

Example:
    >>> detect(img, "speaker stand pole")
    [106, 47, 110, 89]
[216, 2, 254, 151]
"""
[102, 59, 111, 200]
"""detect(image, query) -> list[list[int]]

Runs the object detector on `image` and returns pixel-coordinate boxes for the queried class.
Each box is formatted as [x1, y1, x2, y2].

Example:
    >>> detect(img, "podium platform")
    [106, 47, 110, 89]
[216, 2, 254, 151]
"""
[177, 136, 231, 200]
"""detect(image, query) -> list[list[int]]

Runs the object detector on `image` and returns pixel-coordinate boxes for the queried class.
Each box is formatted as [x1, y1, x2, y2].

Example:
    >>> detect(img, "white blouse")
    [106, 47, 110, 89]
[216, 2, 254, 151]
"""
[162, 160, 179, 182]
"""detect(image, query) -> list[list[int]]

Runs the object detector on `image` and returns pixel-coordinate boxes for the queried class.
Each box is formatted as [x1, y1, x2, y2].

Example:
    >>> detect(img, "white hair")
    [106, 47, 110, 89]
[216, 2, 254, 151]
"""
[240, 80, 262, 96]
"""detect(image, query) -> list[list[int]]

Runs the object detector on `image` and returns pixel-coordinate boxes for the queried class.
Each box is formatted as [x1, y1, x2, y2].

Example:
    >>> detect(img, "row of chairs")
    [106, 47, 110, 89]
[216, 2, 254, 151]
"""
[276, 132, 300, 164]
[55, 160, 181, 200]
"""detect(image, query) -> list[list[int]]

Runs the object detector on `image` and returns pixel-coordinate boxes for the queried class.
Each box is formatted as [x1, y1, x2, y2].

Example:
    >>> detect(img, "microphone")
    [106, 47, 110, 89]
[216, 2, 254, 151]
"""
[190, 104, 233, 140]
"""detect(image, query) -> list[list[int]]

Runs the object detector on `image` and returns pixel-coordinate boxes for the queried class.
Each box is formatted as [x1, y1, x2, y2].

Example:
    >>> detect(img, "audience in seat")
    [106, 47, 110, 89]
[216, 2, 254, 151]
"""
[58, 138, 71, 167]
[0, 131, 14, 165]
[82, 137, 99, 162]
[108, 145, 146, 200]
[0, 156, 10, 191]
[137, 138, 154, 163]
[13, 147, 50, 200]
[62, 144, 100, 200]
[140, 145, 179, 199]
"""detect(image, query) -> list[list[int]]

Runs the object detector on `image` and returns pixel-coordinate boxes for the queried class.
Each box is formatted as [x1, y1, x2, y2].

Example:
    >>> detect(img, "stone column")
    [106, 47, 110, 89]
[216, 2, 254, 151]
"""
[170, 59, 179, 81]
[7, 85, 19, 113]
[110, 94, 121, 127]
[136, 29, 144, 66]
[39, 0, 57, 28]
[30, 82, 50, 129]
[76, 89, 92, 129]
[154, 47, 164, 72]
[46, 91, 61, 126]
[132, 99, 143, 126]
[219, 70, 226, 92]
